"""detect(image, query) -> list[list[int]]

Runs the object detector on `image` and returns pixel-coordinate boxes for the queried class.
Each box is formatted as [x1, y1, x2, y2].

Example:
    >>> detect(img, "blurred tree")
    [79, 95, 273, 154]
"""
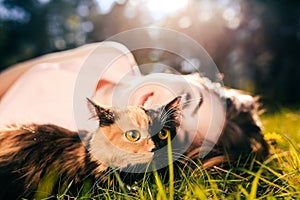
[0, 0, 98, 68]
[255, 0, 300, 106]
[0, 0, 48, 67]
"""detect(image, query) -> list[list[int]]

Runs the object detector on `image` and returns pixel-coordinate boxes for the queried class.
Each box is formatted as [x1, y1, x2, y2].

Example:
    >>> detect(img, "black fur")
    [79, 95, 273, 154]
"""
[148, 97, 181, 151]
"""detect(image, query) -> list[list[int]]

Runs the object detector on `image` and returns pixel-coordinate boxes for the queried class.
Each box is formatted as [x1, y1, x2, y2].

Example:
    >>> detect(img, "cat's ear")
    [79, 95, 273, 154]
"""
[86, 98, 115, 126]
[163, 96, 182, 125]
[165, 96, 182, 111]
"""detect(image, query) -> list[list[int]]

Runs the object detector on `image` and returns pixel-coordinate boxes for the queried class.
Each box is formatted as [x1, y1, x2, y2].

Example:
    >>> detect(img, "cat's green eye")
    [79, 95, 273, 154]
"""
[158, 129, 170, 140]
[125, 130, 141, 142]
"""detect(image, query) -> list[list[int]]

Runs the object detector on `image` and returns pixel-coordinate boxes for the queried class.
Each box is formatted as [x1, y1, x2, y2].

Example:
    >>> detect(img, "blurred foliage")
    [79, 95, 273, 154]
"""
[0, 0, 299, 108]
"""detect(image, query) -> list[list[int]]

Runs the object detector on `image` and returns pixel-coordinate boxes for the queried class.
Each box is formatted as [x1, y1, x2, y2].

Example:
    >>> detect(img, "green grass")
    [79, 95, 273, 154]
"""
[48, 109, 300, 199]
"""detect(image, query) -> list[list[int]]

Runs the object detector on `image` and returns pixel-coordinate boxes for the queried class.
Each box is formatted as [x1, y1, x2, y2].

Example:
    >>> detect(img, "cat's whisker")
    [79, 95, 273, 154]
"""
[164, 106, 177, 118]
[158, 114, 176, 129]
[90, 166, 121, 194]
[172, 152, 199, 167]
[158, 106, 174, 123]
[179, 97, 202, 105]
[153, 144, 198, 163]
[163, 119, 177, 126]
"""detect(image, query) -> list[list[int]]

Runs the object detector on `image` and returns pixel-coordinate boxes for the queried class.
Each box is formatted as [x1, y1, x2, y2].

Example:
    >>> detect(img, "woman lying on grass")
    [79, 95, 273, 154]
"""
[0, 42, 269, 199]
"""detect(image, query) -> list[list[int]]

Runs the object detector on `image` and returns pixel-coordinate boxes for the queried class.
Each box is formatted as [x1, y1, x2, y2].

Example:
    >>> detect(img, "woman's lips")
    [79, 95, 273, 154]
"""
[137, 92, 154, 108]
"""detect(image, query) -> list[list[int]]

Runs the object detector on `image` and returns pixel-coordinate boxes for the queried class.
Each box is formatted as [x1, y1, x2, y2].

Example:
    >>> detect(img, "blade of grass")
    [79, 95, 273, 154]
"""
[248, 167, 263, 200]
[112, 169, 127, 195]
[153, 170, 168, 200]
[167, 133, 174, 200]
[57, 180, 73, 199]
[193, 186, 208, 199]
[238, 185, 249, 198]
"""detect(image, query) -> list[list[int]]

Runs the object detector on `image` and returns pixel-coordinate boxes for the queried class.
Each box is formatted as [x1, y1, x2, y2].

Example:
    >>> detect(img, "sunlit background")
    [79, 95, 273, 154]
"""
[0, 0, 299, 109]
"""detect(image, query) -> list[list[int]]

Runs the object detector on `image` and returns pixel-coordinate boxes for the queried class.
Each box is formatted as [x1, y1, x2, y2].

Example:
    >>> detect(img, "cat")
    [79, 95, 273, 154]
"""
[0, 96, 181, 199]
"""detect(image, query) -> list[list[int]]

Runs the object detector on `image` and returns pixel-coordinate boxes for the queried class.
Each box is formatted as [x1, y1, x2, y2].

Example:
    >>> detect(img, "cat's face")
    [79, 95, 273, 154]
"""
[87, 97, 181, 171]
